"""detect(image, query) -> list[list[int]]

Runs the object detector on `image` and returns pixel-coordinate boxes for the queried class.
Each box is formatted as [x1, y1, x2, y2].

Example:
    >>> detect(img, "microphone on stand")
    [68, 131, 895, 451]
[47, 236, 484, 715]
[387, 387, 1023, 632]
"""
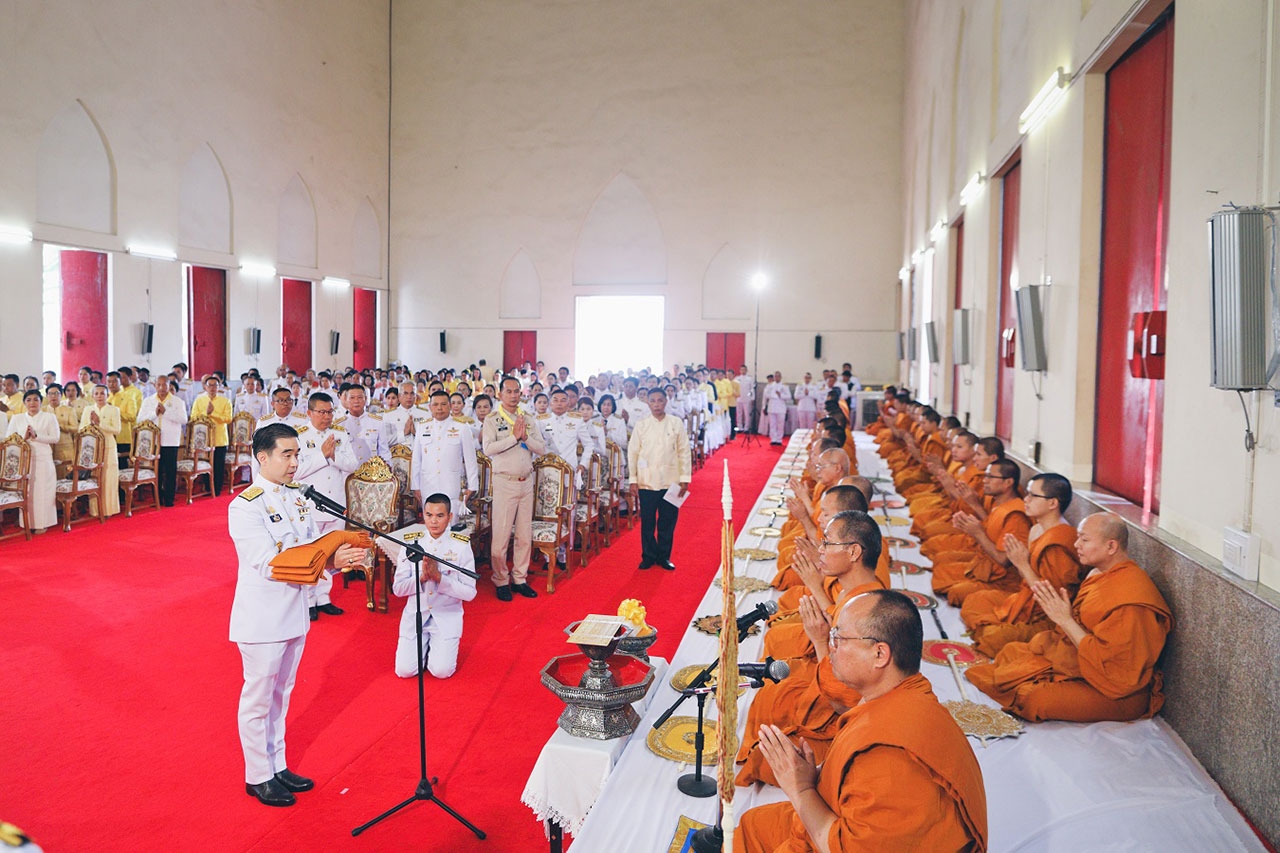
[737, 657, 790, 685]
[735, 600, 779, 636]
[299, 483, 345, 515]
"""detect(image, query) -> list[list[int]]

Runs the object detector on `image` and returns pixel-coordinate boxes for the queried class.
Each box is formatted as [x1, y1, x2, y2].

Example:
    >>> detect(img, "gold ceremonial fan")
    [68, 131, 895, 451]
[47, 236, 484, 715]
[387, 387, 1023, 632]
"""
[884, 536, 916, 549]
[748, 526, 782, 538]
[872, 514, 911, 527]
[757, 507, 790, 517]
[733, 548, 777, 562]
[715, 574, 773, 593]
[669, 664, 746, 697]
[647, 716, 719, 764]
[892, 560, 927, 575]
[921, 640, 989, 667]
[693, 614, 761, 637]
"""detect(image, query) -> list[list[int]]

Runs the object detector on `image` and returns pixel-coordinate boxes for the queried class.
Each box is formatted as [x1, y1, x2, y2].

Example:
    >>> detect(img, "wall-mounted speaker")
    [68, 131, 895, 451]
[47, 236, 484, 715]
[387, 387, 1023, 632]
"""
[906, 327, 918, 361]
[247, 327, 262, 356]
[1209, 208, 1269, 389]
[952, 308, 971, 365]
[140, 322, 154, 355]
[329, 330, 340, 356]
[924, 321, 939, 364]
[440, 330, 447, 354]
[896, 332, 905, 361]
[1015, 285, 1049, 372]
[814, 334, 822, 360]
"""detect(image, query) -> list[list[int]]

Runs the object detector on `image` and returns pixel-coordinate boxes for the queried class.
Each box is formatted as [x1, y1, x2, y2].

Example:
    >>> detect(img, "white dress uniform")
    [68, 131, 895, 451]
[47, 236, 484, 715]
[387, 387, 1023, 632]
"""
[735, 372, 755, 431]
[249, 412, 306, 475]
[228, 476, 318, 785]
[538, 411, 587, 475]
[794, 382, 821, 430]
[763, 380, 793, 444]
[382, 404, 416, 447]
[410, 414, 479, 518]
[336, 411, 389, 465]
[6, 411, 58, 529]
[617, 393, 650, 435]
[392, 528, 478, 679]
[237, 392, 271, 422]
[293, 424, 359, 606]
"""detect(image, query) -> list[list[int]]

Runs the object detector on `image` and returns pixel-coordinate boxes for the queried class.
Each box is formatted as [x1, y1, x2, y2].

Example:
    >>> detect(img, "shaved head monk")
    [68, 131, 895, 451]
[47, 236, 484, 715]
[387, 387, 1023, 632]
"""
[931, 458, 1030, 606]
[735, 589, 988, 852]
[921, 435, 1005, 559]
[774, 484, 871, 614]
[965, 513, 1173, 722]
[772, 447, 851, 589]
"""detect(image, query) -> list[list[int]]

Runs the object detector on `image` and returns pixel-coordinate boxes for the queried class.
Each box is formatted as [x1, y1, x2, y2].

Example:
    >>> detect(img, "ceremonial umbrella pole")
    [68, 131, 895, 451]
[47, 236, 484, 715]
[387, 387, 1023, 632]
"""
[691, 462, 739, 852]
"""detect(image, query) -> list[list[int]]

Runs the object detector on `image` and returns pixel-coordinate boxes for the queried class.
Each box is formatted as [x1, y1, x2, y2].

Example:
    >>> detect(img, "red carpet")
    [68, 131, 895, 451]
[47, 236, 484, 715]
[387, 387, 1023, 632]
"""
[0, 438, 782, 851]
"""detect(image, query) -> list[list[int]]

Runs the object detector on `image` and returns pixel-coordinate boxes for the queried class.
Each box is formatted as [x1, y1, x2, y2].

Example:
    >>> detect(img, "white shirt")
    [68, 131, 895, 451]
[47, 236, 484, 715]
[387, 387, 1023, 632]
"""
[138, 393, 189, 446]
[392, 527, 478, 639]
[337, 411, 390, 465]
[795, 382, 822, 412]
[228, 476, 318, 643]
[411, 415, 479, 495]
[764, 381, 793, 414]
[293, 424, 360, 507]
[617, 394, 650, 434]
[383, 405, 416, 447]
[627, 414, 692, 490]
[538, 411, 588, 469]
[735, 373, 755, 401]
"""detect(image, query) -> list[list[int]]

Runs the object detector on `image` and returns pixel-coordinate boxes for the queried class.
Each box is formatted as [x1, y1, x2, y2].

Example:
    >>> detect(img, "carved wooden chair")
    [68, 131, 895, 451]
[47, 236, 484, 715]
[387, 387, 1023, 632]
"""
[120, 419, 160, 517]
[600, 440, 624, 545]
[461, 451, 493, 569]
[389, 443, 419, 526]
[224, 411, 256, 495]
[0, 434, 33, 541]
[573, 450, 603, 565]
[176, 415, 215, 504]
[529, 453, 574, 593]
[343, 456, 401, 613]
[55, 425, 107, 532]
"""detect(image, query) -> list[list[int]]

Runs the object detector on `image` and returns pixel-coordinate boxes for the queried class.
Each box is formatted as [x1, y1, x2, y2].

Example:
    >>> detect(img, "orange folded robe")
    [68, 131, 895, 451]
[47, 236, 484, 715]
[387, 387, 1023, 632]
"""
[965, 560, 1172, 723]
[961, 523, 1081, 657]
[931, 499, 1030, 605]
[734, 673, 988, 853]
[268, 529, 373, 584]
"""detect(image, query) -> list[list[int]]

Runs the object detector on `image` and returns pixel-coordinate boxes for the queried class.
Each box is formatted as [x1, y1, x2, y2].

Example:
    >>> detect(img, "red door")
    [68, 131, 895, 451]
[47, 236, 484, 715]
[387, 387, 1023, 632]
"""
[59, 250, 108, 378]
[994, 161, 1021, 440]
[281, 278, 313, 372]
[352, 287, 377, 371]
[951, 217, 965, 418]
[705, 332, 746, 370]
[1094, 15, 1173, 513]
[503, 330, 537, 371]
[187, 266, 227, 380]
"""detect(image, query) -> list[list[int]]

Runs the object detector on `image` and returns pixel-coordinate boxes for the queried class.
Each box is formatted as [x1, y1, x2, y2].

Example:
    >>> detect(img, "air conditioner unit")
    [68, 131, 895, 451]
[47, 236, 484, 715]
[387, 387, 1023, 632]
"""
[1015, 285, 1048, 371]
[1208, 208, 1269, 390]
[924, 321, 940, 364]
[953, 308, 971, 365]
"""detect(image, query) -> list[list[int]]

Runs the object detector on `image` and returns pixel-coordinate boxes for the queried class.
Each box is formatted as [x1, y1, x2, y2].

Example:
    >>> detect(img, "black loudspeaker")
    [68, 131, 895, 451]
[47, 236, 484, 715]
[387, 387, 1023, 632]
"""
[440, 331, 447, 354]
[329, 330, 340, 356]
[140, 323, 154, 355]
[247, 327, 262, 356]
[814, 334, 822, 360]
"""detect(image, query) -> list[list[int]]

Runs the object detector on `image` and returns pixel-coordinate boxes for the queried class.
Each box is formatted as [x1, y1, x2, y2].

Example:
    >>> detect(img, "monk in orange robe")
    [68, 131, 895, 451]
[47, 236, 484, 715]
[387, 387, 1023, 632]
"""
[893, 409, 949, 493]
[931, 459, 1030, 606]
[911, 430, 983, 535]
[737, 511, 886, 786]
[920, 435, 1004, 557]
[961, 473, 1081, 657]
[772, 448, 849, 589]
[774, 484, 872, 614]
[864, 386, 899, 435]
[736, 589, 987, 853]
[966, 513, 1172, 722]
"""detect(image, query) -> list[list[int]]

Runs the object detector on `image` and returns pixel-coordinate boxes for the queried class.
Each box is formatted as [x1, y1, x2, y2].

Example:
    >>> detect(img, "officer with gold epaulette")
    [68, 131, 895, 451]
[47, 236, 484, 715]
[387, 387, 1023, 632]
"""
[411, 390, 479, 520]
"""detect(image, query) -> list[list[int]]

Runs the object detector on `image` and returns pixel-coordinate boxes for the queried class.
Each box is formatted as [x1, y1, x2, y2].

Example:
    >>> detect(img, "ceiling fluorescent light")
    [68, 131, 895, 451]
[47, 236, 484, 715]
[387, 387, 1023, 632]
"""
[898, 266, 910, 280]
[322, 276, 351, 288]
[959, 172, 986, 207]
[0, 225, 33, 245]
[240, 261, 277, 279]
[930, 220, 947, 244]
[1019, 67, 1069, 134]
[910, 249, 923, 266]
[127, 243, 177, 261]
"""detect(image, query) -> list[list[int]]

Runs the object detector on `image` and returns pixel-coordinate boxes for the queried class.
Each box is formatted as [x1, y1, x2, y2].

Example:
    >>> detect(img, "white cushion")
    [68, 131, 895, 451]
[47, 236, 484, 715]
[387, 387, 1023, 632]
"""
[56, 479, 98, 493]
[0, 491, 23, 506]
[120, 469, 157, 482]
[176, 460, 213, 473]
[531, 520, 560, 543]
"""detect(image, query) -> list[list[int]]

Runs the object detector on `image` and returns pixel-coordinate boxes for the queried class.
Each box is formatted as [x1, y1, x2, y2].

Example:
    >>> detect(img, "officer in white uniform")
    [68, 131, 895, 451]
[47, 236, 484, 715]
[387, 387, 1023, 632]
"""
[411, 390, 479, 519]
[236, 376, 271, 421]
[392, 493, 478, 679]
[250, 388, 307, 476]
[229, 421, 365, 807]
[734, 365, 755, 433]
[336, 383, 389, 465]
[538, 390, 587, 482]
[763, 372, 793, 445]
[292, 392, 359, 617]
[384, 383, 419, 447]
[616, 378, 649, 436]
[794, 372, 822, 430]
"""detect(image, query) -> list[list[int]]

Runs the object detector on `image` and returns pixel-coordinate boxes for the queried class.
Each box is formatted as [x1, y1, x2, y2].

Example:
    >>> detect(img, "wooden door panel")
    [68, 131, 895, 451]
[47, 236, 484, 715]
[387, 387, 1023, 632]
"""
[281, 278, 312, 372]
[187, 266, 227, 379]
[59, 250, 109, 378]
[353, 287, 377, 371]
[995, 163, 1021, 440]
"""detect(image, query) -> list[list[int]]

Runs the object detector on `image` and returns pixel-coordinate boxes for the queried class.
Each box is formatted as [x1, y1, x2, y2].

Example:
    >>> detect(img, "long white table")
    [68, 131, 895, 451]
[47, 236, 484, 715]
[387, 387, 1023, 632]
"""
[569, 433, 1264, 852]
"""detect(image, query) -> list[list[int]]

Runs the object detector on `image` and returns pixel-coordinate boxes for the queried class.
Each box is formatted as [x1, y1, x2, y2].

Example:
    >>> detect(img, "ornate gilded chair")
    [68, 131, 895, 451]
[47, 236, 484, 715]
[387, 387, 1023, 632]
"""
[225, 411, 256, 494]
[55, 425, 107, 532]
[573, 449, 603, 565]
[176, 415, 215, 504]
[461, 451, 493, 568]
[343, 457, 401, 612]
[602, 440, 625, 543]
[0, 434, 33, 541]
[530, 453, 574, 593]
[389, 443, 418, 526]
[120, 419, 160, 517]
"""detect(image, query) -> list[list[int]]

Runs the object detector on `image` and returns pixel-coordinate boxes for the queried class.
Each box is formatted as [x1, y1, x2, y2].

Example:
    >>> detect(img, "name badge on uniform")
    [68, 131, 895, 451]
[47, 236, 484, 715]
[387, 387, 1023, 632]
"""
[306, 440, 316, 448]
[269, 513, 282, 523]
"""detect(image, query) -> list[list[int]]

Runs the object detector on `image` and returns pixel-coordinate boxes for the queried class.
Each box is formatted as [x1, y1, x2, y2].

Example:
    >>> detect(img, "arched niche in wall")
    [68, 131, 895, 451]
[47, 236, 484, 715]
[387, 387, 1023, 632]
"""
[352, 197, 381, 279]
[700, 243, 753, 320]
[278, 173, 317, 269]
[499, 248, 542, 318]
[179, 143, 232, 254]
[37, 100, 115, 234]
[572, 173, 666, 286]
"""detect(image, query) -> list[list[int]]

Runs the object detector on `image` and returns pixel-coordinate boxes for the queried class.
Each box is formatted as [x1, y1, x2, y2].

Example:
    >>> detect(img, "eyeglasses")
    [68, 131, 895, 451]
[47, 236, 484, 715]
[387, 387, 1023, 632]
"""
[828, 628, 883, 648]
[983, 473, 1010, 480]
[312, 408, 334, 415]
[1024, 491, 1048, 500]
[819, 538, 857, 549]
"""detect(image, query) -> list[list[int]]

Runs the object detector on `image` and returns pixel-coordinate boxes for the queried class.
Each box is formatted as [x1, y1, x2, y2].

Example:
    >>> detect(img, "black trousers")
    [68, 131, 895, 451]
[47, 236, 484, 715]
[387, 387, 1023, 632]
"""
[158, 446, 179, 506]
[213, 446, 227, 495]
[638, 488, 679, 565]
[728, 406, 737, 437]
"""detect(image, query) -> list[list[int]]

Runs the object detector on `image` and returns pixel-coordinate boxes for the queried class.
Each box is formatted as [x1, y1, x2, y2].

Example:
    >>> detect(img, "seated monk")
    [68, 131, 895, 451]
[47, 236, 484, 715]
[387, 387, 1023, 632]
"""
[735, 589, 988, 853]
[775, 478, 891, 600]
[893, 408, 949, 493]
[737, 511, 887, 785]
[863, 385, 898, 436]
[911, 430, 983, 537]
[775, 484, 873, 615]
[966, 513, 1172, 722]
[772, 446, 849, 589]
[874, 391, 914, 457]
[931, 459, 1030, 606]
[961, 473, 1082, 657]
[920, 436, 1004, 559]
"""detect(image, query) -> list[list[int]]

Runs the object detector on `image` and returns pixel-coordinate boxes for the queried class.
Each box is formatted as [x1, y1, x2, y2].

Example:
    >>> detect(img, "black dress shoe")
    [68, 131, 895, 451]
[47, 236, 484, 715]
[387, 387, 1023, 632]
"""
[246, 778, 296, 807]
[513, 582, 539, 598]
[316, 603, 344, 616]
[309, 606, 318, 622]
[660, 561, 676, 571]
[638, 560, 653, 570]
[274, 768, 314, 792]
[347, 569, 366, 581]
[496, 584, 513, 602]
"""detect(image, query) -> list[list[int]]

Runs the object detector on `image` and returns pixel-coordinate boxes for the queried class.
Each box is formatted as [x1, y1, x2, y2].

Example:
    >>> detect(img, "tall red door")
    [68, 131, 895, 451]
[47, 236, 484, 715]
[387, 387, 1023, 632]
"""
[281, 278, 313, 372]
[994, 161, 1021, 440]
[352, 287, 377, 371]
[187, 266, 227, 380]
[503, 330, 537, 371]
[951, 218, 965, 418]
[705, 332, 746, 370]
[59, 250, 109, 378]
[1094, 14, 1173, 513]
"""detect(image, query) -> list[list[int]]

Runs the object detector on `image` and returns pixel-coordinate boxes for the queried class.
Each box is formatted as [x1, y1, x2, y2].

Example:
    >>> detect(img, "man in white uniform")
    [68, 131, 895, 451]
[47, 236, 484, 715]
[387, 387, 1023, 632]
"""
[384, 382, 418, 446]
[794, 372, 822, 430]
[411, 390, 479, 519]
[138, 378, 189, 507]
[229, 422, 365, 806]
[236, 376, 271, 422]
[392, 493, 478, 679]
[293, 392, 359, 619]
[616, 377, 649, 436]
[336, 383, 389, 465]
[735, 365, 755, 434]
[763, 372, 793, 445]
[538, 389, 587, 481]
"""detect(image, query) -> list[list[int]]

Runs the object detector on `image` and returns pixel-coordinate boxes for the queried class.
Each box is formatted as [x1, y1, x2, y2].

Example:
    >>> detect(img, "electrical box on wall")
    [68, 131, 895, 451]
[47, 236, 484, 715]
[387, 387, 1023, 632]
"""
[953, 308, 971, 365]
[1015, 285, 1049, 371]
[1208, 208, 1270, 390]
[1223, 526, 1261, 582]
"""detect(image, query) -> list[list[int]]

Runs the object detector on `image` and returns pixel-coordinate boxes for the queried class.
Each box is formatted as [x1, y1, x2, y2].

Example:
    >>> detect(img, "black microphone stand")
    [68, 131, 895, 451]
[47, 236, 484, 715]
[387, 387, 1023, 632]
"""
[651, 616, 764, 731]
[303, 497, 485, 841]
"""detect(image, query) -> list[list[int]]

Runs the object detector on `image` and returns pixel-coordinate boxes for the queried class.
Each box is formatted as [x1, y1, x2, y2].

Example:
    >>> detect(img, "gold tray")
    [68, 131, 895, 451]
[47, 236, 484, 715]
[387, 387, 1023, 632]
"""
[884, 536, 916, 549]
[647, 715, 719, 764]
[715, 574, 773, 593]
[757, 507, 791, 517]
[748, 526, 782, 538]
[669, 663, 747, 697]
[733, 548, 777, 562]
[872, 515, 911, 527]
[693, 614, 761, 637]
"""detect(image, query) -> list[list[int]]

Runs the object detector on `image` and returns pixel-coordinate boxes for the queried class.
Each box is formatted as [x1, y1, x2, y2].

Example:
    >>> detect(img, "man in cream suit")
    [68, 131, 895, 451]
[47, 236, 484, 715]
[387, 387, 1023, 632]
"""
[628, 388, 691, 571]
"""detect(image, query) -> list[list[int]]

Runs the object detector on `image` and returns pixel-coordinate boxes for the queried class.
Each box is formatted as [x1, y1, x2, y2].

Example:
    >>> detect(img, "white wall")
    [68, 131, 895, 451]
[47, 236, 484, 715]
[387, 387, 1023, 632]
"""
[0, 0, 390, 380]
[389, 0, 905, 381]
[902, 0, 1280, 590]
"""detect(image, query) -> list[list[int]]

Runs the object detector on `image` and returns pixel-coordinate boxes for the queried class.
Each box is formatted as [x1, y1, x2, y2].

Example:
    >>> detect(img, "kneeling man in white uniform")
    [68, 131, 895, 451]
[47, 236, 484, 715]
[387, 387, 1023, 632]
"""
[229, 422, 366, 807]
[393, 492, 478, 679]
